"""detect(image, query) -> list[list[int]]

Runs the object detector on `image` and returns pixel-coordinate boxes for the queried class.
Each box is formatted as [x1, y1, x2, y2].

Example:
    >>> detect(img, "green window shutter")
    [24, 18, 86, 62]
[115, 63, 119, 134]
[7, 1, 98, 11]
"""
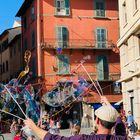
[57, 55, 69, 74]
[96, 56, 104, 80]
[32, 31, 35, 49]
[54, 0, 57, 14]
[96, 28, 107, 48]
[32, 57, 36, 77]
[102, 56, 109, 80]
[62, 27, 68, 48]
[63, 55, 69, 73]
[96, 56, 108, 80]
[65, 0, 70, 15]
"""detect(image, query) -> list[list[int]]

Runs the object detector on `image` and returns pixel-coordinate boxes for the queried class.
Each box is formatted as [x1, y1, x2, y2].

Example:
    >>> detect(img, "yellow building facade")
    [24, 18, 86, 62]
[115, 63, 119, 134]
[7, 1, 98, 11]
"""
[117, 0, 140, 128]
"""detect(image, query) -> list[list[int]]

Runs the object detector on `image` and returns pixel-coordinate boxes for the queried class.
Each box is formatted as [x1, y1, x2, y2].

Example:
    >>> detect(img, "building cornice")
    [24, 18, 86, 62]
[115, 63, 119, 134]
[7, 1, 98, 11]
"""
[118, 70, 140, 82]
[117, 18, 140, 47]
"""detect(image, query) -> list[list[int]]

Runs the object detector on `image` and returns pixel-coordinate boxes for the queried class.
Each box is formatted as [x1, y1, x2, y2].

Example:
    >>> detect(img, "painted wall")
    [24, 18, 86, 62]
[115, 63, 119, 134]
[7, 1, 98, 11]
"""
[22, 0, 120, 98]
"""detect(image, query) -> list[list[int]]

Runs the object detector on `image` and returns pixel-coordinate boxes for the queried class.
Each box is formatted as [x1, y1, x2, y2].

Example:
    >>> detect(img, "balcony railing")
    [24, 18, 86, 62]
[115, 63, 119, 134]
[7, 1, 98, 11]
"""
[76, 73, 120, 81]
[41, 39, 114, 50]
[52, 72, 120, 81]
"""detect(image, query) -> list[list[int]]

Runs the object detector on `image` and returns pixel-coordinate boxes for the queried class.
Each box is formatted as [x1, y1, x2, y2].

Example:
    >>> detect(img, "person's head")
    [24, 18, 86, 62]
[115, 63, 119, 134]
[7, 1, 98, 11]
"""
[95, 104, 119, 132]
[15, 126, 21, 135]
[41, 122, 47, 130]
[92, 126, 98, 133]
[71, 125, 81, 135]
[18, 119, 22, 124]
[128, 111, 131, 115]
[44, 115, 49, 122]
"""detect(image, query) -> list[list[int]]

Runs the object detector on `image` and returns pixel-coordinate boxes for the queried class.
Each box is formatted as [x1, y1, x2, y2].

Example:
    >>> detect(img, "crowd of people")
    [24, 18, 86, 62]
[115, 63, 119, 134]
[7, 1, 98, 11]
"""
[9, 96, 140, 140]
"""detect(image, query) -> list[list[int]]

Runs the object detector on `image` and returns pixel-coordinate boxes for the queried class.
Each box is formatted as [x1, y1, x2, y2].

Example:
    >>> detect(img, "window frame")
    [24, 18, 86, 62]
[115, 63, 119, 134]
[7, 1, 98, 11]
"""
[122, 2, 127, 25]
[31, 5, 35, 20]
[54, 0, 70, 16]
[56, 26, 69, 48]
[31, 31, 35, 49]
[32, 57, 36, 77]
[94, 0, 106, 17]
[95, 28, 108, 48]
[57, 54, 70, 75]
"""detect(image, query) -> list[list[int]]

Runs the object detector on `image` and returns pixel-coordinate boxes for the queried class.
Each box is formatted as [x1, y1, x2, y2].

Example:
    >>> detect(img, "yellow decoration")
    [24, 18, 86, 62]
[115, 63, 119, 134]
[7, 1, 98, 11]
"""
[17, 50, 31, 81]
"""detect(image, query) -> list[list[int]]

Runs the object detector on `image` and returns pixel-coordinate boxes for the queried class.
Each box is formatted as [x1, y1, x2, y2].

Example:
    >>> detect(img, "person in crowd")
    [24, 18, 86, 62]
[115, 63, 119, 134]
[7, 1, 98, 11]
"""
[42, 115, 50, 131]
[90, 126, 98, 135]
[14, 126, 21, 140]
[71, 125, 81, 136]
[127, 111, 134, 129]
[24, 96, 127, 140]
[113, 110, 127, 136]
[17, 119, 23, 130]
[10, 118, 17, 137]
[49, 117, 60, 135]
[127, 111, 138, 138]
[67, 119, 73, 135]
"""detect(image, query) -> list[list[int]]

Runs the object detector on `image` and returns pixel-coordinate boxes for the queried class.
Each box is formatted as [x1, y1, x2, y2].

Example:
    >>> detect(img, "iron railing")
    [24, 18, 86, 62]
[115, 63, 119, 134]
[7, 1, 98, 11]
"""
[41, 39, 115, 50]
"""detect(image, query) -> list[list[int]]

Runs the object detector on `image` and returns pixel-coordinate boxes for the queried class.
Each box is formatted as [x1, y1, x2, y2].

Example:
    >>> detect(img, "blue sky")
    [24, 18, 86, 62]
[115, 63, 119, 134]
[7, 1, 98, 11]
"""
[0, 0, 24, 34]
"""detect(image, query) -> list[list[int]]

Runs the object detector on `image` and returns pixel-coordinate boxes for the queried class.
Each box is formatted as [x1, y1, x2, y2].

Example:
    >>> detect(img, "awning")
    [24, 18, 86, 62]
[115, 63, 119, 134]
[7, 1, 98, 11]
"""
[92, 103, 121, 110]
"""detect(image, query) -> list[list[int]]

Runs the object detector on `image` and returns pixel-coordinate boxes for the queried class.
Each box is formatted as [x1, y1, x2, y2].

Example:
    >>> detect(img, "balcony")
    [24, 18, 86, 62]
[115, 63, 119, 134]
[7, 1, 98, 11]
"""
[74, 72, 120, 81]
[41, 39, 115, 50]
[45, 72, 120, 82]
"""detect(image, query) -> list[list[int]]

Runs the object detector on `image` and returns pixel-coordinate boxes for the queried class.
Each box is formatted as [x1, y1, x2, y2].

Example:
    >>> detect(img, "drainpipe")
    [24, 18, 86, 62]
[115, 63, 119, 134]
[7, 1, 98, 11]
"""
[37, 0, 42, 77]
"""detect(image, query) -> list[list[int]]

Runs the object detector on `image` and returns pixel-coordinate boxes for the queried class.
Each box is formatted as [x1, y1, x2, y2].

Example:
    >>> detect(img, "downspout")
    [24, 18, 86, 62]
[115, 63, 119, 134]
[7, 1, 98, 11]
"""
[37, 0, 42, 77]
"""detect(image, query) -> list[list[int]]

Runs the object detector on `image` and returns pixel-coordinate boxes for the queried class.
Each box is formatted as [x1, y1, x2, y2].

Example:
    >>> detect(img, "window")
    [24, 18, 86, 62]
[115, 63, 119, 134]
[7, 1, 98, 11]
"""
[0, 64, 2, 74]
[32, 57, 36, 77]
[24, 39, 28, 51]
[96, 55, 109, 80]
[134, 0, 138, 11]
[23, 16, 27, 30]
[1, 39, 8, 51]
[122, 2, 127, 24]
[6, 61, 8, 72]
[18, 41, 21, 52]
[55, 0, 70, 16]
[31, 6, 35, 20]
[10, 48, 12, 58]
[3, 63, 5, 73]
[138, 35, 140, 56]
[14, 46, 16, 55]
[56, 26, 69, 48]
[57, 55, 69, 74]
[94, 0, 105, 17]
[31, 31, 35, 49]
[96, 28, 107, 48]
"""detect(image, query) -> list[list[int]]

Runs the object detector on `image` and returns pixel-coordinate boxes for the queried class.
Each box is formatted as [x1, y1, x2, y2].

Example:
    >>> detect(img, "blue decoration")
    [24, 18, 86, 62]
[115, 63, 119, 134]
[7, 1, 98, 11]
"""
[56, 48, 62, 54]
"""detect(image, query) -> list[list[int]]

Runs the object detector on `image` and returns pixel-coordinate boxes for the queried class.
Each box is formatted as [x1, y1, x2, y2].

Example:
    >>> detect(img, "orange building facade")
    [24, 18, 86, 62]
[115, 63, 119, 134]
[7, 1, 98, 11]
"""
[17, 0, 122, 116]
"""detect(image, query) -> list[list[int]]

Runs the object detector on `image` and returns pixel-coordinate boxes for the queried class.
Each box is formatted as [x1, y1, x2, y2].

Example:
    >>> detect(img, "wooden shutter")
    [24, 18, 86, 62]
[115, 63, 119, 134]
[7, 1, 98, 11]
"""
[54, 0, 57, 14]
[32, 57, 36, 77]
[102, 56, 109, 80]
[32, 31, 35, 49]
[57, 55, 69, 74]
[96, 56, 108, 80]
[65, 0, 70, 15]
[62, 27, 68, 48]
[96, 56, 104, 80]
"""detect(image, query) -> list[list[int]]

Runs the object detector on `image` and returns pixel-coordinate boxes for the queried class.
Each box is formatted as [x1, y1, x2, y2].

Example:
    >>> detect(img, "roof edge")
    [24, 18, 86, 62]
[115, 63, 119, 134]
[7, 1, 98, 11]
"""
[16, 0, 34, 17]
